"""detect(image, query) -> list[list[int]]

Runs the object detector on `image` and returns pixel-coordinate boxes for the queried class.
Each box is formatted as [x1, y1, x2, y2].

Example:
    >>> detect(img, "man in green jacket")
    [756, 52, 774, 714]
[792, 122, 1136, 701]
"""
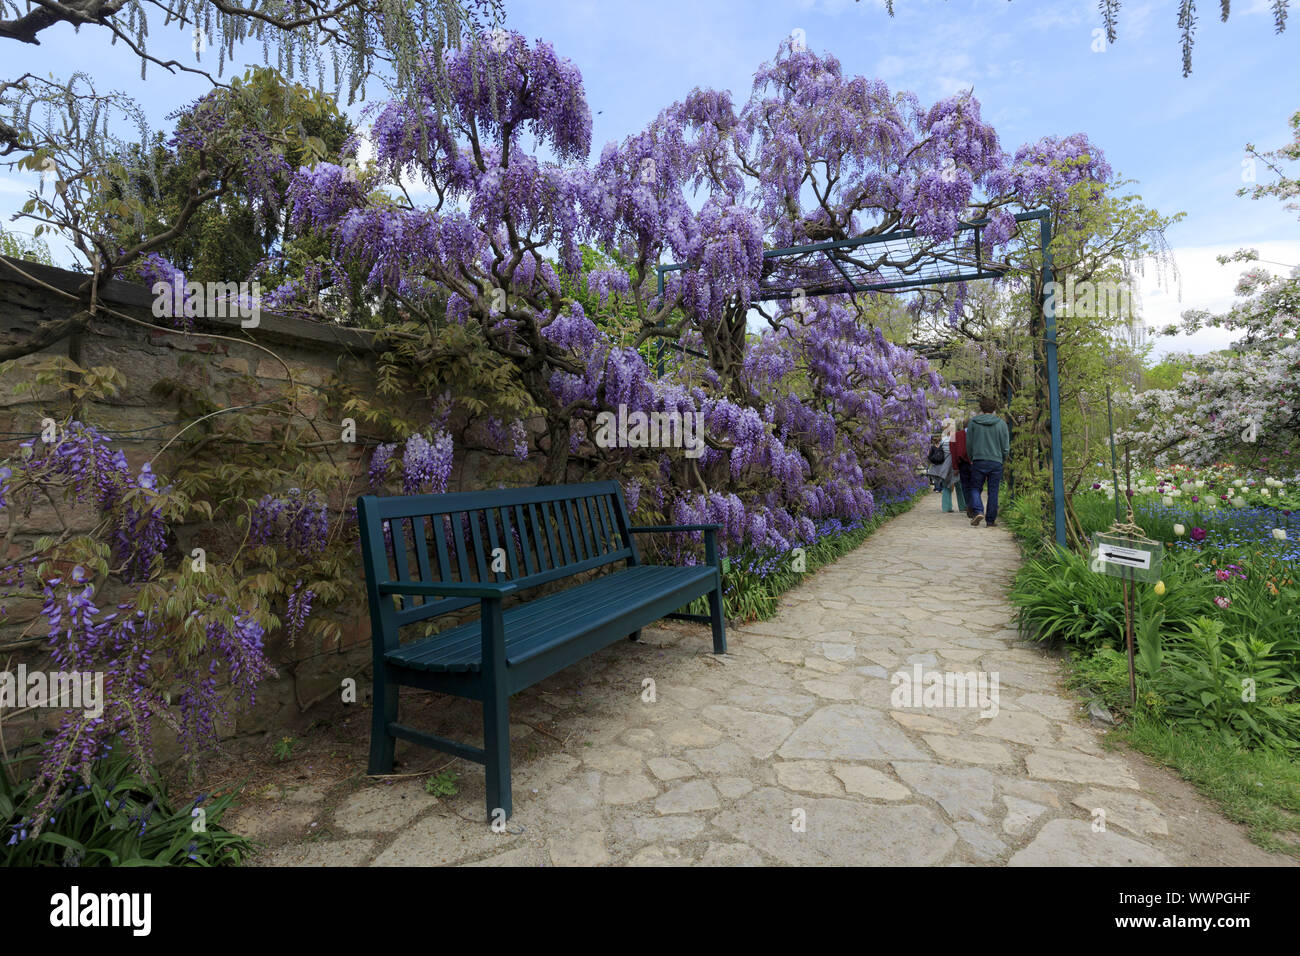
[966, 396, 1010, 527]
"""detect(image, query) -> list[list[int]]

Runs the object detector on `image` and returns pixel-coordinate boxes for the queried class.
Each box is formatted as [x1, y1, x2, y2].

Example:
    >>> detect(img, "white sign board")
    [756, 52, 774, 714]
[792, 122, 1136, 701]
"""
[1096, 545, 1152, 570]
[1091, 532, 1163, 582]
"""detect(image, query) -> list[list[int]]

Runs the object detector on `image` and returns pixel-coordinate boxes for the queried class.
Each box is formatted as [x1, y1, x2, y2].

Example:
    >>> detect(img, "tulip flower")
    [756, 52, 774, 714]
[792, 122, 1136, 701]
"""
[1191, 527, 1207, 542]
[1275, 528, 1289, 541]
[1154, 580, 1166, 595]
[1173, 524, 1186, 536]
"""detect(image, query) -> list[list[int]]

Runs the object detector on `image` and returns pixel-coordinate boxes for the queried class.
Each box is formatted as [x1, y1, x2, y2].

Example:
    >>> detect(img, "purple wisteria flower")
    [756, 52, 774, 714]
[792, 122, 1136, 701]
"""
[402, 431, 454, 494]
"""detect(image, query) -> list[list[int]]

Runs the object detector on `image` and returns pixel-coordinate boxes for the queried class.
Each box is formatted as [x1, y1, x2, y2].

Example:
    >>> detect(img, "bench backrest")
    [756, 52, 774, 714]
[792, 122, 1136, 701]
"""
[356, 480, 639, 631]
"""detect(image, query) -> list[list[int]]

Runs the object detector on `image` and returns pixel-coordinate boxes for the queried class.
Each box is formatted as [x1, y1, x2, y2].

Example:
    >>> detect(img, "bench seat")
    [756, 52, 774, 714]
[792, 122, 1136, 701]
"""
[387, 563, 717, 673]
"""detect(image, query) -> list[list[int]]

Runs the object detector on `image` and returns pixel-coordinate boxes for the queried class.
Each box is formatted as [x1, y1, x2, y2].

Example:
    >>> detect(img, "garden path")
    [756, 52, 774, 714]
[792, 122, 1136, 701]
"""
[246, 504, 1282, 866]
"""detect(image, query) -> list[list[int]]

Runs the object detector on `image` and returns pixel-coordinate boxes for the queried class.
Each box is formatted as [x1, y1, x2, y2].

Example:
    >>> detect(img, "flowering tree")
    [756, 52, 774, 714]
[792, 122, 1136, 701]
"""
[0, 0, 504, 361]
[1122, 111, 1300, 469]
[280, 32, 1115, 552]
[1122, 263, 1299, 467]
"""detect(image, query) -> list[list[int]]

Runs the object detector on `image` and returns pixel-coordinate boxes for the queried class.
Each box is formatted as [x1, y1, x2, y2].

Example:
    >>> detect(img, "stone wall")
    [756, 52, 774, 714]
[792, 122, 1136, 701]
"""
[0, 259, 520, 762]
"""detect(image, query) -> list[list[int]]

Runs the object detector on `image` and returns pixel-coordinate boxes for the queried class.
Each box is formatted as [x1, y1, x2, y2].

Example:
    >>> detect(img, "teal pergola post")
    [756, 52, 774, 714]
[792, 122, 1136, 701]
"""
[1039, 213, 1068, 548]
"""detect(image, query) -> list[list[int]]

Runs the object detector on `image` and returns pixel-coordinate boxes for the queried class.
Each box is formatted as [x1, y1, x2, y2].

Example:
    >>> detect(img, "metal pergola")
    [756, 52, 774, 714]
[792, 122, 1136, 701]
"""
[655, 208, 1068, 548]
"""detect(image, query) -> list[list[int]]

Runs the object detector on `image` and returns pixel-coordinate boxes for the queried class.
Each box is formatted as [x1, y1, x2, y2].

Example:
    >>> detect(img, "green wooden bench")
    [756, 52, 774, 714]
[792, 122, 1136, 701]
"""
[357, 480, 726, 823]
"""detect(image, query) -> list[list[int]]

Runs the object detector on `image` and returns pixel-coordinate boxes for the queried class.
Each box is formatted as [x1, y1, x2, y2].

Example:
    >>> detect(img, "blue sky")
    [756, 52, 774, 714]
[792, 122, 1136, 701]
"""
[3, 0, 1298, 357]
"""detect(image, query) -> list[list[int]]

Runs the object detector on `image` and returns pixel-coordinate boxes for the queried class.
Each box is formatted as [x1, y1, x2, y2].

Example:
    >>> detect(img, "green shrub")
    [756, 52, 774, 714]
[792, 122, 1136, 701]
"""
[1148, 617, 1300, 753]
[1067, 616, 1300, 754]
[1003, 486, 1046, 548]
[1, 753, 251, 867]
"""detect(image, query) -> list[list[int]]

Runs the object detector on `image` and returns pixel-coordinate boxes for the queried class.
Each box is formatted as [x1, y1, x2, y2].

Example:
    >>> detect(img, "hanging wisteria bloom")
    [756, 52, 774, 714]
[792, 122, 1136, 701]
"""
[368, 443, 396, 489]
[402, 431, 455, 494]
[286, 582, 316, 642]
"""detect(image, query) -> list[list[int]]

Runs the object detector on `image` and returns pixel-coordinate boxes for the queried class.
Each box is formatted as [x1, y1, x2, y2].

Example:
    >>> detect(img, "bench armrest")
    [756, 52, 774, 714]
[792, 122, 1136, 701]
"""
[628, 524, 722, 569]
[379, 581, 519, 598]
[628, 524, 722, 533]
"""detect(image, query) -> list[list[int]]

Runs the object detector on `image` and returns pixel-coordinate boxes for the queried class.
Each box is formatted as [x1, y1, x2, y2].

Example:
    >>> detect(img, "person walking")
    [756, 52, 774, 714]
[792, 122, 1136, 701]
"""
[966, 396, 1010, 527]
[938, 418, 966, 513]
[924, 434, 946, 491]
[952, 418, 975, 517]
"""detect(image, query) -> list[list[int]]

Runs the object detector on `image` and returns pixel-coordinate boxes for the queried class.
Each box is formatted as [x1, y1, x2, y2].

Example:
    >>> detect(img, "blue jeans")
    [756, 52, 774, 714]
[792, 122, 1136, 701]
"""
[969, 459, 1003, 523]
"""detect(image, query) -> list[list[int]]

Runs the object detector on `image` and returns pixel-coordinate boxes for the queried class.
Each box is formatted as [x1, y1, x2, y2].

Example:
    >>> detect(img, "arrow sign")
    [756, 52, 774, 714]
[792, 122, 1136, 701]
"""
[1101, 548, 1151, 569]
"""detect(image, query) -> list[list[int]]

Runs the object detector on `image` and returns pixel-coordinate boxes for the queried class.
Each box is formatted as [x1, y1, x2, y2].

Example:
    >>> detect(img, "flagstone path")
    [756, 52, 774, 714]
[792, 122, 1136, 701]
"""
[245, 503, 1284, 866]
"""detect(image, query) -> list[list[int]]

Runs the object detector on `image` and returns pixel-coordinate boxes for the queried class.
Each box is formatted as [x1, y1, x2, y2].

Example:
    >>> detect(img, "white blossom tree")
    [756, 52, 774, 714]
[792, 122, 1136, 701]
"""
[1121, 111, 1300, 468]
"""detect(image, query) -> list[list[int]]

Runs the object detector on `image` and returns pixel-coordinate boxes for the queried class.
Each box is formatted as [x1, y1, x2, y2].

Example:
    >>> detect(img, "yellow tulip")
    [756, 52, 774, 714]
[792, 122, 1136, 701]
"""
[1154, 580, 1166, 595]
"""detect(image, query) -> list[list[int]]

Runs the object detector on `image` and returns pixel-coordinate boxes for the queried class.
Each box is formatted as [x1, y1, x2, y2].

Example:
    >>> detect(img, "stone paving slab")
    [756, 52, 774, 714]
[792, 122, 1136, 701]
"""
[247, 503, 1286, 867]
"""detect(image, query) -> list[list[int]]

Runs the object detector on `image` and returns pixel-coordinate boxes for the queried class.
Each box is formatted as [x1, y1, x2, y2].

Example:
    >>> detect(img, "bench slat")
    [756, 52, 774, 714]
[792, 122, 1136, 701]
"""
[469, 509, 489, 581]
[412, 515, 433, 592]
[514, 504, 536, 576]
[529, 502, 552, 572]
[433, 512, 453, 584]
[390, 519, 412, 611]
[484, 505, 503, 580]
[566, 498, 588, 562]
[583, 497, 602, 558]
[498, 507, 522, 579]
[551, 499, 574, 566]
[592, 494, 615, 553]
[451, 511, 472, 584]
[577, 497, 597, 558]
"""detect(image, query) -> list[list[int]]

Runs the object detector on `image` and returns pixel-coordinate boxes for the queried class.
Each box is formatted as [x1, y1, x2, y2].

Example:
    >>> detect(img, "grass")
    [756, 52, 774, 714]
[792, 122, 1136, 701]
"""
[1122, 718, 1300, 857]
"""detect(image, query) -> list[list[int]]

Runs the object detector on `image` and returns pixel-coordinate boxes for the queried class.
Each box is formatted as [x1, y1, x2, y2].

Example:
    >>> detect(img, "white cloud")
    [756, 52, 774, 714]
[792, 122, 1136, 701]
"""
[1138, 240, 1300, 358]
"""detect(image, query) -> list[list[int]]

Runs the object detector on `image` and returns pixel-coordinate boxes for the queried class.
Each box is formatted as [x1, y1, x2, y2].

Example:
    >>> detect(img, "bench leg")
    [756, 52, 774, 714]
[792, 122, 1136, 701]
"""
[484, 693, 512, 823]
[368, 666, 398, 775]
[708, 583, 727, 654]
